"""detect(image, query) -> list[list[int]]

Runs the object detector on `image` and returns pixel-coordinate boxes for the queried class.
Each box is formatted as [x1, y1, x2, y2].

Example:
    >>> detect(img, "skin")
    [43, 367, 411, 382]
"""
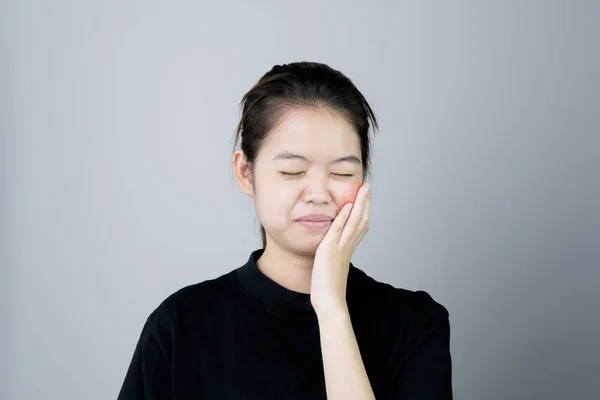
[233, 106, 365, 293]
[233, 105, 375, 399]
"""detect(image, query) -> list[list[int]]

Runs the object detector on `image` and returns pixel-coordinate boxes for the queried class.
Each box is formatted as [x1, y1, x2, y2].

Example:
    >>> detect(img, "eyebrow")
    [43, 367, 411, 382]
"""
[273, 151, 361, 165]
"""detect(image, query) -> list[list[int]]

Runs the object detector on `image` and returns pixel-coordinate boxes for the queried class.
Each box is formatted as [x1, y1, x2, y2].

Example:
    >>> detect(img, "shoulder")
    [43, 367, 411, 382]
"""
[348, 266, 450, 329]
[145, 270, 237, 330]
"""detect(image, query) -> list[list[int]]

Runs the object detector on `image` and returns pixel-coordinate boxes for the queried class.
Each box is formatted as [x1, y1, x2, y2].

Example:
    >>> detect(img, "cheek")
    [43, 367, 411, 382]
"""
[257, 186, 296, 219]
[336, 184, 361, 210]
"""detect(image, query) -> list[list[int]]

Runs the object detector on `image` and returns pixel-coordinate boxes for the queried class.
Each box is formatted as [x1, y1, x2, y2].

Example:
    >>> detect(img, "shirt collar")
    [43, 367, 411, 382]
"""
[235, 249, 363, 319]
[235, 249, 316, 318]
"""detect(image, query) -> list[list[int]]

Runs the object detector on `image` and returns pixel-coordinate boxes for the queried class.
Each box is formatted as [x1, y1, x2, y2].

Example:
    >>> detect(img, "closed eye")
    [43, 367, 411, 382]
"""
[279, 172, 354, 178]
[280, 171, 304, 176]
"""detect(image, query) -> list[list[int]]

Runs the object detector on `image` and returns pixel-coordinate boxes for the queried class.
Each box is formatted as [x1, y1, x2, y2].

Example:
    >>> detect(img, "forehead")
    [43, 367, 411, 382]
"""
[261, 107, 361, 160]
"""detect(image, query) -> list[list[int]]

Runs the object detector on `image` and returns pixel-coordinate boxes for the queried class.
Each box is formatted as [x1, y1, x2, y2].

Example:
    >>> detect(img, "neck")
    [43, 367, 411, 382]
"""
[256, 243, 315, 294]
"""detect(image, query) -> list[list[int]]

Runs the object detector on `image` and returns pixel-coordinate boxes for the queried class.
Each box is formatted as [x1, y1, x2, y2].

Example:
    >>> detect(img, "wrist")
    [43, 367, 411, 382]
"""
[314, 302, 350, 321]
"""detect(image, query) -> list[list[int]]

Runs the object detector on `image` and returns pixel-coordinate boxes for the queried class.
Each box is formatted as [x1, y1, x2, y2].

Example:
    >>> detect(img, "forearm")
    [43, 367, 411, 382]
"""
[317, 307, 376, 400]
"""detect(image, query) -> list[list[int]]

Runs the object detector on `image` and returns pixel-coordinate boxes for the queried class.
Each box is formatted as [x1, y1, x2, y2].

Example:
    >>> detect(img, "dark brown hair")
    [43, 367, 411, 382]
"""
[232, 61, 379, 248]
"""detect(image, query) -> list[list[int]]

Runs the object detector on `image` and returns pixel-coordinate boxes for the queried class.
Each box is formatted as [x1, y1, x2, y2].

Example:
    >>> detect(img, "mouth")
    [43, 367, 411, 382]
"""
[296, 220, 332, 231]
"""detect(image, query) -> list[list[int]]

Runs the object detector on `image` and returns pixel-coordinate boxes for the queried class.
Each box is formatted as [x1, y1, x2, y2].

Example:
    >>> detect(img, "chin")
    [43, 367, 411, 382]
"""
[292, 247, 318, 258]
[268, 227, 325, 256]
[287, 238, 321, 257]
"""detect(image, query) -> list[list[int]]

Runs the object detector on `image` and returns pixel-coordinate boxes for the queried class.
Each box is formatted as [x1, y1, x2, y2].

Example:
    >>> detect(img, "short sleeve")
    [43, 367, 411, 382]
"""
[117, 316, 173, 400]
[390, 292, 453, 399]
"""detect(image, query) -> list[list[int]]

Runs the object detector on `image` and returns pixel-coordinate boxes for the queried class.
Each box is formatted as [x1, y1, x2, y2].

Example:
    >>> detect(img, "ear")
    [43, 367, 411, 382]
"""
[233, 150, 255, 197]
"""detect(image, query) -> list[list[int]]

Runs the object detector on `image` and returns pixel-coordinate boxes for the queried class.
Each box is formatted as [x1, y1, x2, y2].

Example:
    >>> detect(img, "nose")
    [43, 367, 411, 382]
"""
[303, 172, 332, 205]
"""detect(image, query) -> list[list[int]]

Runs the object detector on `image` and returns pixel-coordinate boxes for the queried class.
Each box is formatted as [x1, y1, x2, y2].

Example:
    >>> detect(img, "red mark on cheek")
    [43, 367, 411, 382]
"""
[336, 184, 361, 211]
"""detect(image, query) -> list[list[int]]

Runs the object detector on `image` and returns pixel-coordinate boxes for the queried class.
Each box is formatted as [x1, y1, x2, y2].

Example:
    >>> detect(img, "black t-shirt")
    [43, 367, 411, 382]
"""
[117, 249, 452, 399]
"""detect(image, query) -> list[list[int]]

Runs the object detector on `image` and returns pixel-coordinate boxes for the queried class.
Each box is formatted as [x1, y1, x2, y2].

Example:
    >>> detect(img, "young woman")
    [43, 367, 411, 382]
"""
[118, 62, 453, 399]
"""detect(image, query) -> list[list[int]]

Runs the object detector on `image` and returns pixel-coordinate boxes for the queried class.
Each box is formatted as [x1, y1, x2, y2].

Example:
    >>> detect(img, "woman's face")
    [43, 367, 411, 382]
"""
[252, 106, 364, 256]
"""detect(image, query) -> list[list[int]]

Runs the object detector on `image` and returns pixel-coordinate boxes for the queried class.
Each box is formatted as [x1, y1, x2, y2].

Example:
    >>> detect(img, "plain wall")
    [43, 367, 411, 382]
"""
[2, 1, 599, 399]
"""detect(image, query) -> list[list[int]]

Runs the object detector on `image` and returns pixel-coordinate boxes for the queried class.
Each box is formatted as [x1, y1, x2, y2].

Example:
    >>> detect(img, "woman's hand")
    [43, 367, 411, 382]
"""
[310, 182, 371, 315]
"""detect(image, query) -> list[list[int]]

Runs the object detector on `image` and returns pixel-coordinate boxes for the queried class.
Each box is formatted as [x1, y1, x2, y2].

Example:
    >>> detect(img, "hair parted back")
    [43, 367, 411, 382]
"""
[232, 61, 379, 248]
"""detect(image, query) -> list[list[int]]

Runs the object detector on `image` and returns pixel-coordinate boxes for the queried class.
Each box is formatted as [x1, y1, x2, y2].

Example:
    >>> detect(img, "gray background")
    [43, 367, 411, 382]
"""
[2, 1, 599, 399]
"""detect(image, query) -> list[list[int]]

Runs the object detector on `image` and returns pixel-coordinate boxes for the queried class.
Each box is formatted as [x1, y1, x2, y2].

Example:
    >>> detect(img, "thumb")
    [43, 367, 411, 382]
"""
[322, 203, 353, 244]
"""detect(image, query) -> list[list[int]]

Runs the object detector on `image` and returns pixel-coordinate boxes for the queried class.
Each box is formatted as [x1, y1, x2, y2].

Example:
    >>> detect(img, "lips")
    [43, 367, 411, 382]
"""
[296, 214, 334, 222]
[295, 214, 334, 232]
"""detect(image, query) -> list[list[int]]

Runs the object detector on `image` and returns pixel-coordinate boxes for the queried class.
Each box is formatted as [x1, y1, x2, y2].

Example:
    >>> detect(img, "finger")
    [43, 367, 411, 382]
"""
[339, 183, 370, 246]
[323, 202, 353, 244]
[346, 185, 371, 247]
[356, 188, 371, 240]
